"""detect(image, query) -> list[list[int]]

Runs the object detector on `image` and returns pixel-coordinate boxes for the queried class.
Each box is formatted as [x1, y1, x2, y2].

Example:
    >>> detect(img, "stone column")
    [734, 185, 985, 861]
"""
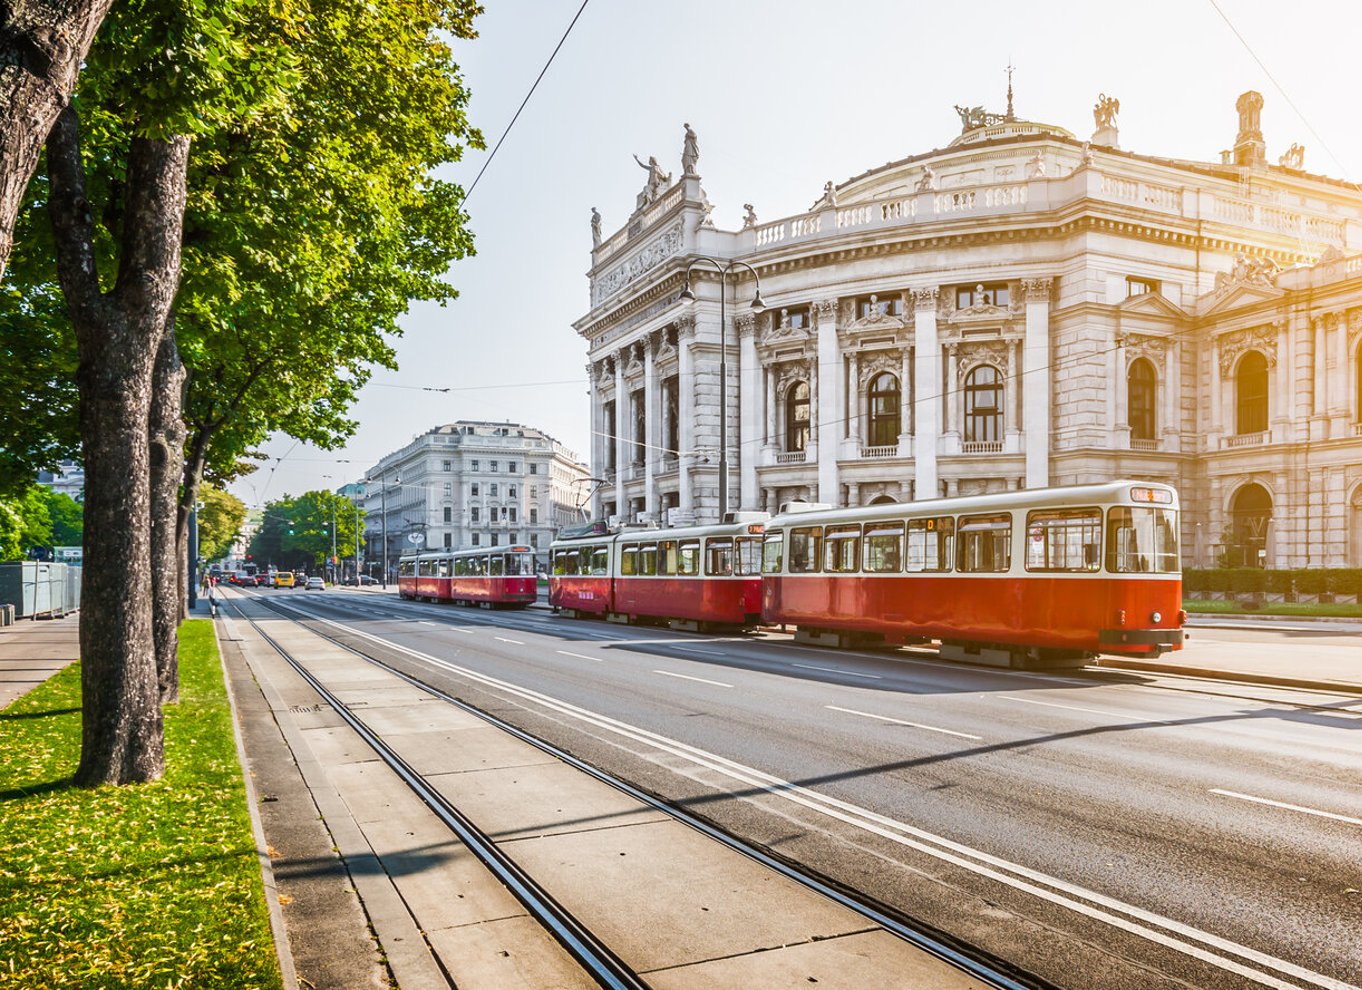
[945, 343, 960, 436]
[1332, 312, 1348, 422]
[1022, 277, 1052, 488]
[1163, 341, 1180, 452]
[765, 365, 777, 449]
[613, 354, 626, 517]
[587, 362, 602, 518]
[643, 334, 657, 517]
[898, 347, 912, 456]
[738, 312, 759, 511]
[1312, 317, 1328, 439]
[847, 352, 861, 448]
[912, 287, 940, 499]
[815, 299, 841, 504]
[1112, 333, 1129, 447]
[1007, 338, 1022, 445]
[1208, 337, 1223, 441]
[677, 315, 696, 514]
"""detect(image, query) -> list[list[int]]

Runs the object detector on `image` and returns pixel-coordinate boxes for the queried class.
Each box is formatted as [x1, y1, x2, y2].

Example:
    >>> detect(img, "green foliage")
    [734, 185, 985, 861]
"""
[1264, 569, 1294, 595]
[1295, 568, 1330, 595]
[248, 490, 362, 570]
[44, 490, 84, 547]
[1228, 568, 1267, 594]
[0, 486, 54, 560]
[1328, 568, 1362, 597]
[1182, 568, 1208, 593]
[0, 620, 282, 988]
[1184, 599, 1362, 618]
[197, 485, 247, 562]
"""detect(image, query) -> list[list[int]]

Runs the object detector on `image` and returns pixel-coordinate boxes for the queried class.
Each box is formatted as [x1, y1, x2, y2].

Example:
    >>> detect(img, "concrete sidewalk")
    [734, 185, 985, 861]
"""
[0, 613, 80, 709]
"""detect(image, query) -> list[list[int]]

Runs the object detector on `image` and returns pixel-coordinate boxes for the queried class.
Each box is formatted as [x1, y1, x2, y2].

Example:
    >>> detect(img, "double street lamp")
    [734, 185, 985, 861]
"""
[678, 258, 765, 522]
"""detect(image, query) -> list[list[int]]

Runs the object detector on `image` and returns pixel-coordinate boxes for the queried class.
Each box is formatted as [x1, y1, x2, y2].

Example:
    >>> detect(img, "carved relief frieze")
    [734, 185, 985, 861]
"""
[1348, 308, 1362, 341]
[590, 221, 685, 307]
[1118, 331, 1170, 367]
[957, 341, 1010, 382]
[857, 349, 905, 387]
[1216, 323, 1279, 375]
[772, 359, 813, 398]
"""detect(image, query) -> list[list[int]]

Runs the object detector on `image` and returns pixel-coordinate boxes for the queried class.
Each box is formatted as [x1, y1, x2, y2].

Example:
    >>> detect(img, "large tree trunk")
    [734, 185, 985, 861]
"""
[0, 0, 113, 281]
[48, 106, 190, 786]
[149, 328, 186, 704]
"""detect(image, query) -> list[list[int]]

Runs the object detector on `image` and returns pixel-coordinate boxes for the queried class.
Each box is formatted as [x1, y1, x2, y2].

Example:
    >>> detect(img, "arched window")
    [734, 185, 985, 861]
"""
[1128, 358, 1157, 440]
[785, 381, 810, 452]
[1235, 351, 1268, 435]
[867, 494, 897, 505]
[867, 373, 900, 446]
[964, 366, 1003, 443]
[1229, 482, 1272, 568]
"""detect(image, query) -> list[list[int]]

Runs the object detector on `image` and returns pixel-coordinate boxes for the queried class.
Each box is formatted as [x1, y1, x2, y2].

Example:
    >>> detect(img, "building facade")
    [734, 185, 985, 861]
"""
[575, 93, 1362, 568]
[362, 421, 591, 572]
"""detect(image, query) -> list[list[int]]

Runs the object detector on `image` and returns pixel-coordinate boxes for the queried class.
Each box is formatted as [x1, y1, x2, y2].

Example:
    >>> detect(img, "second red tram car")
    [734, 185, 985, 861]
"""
[398, 545, 538, 608]
[550, 517, 767, 629]
[761, 481, 1185, 666]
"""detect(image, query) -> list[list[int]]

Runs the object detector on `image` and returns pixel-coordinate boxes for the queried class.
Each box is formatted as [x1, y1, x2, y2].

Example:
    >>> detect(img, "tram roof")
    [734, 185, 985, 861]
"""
[402, 545, 535, 559]
[766, 480, 1178, 530]
[550, 516, 768, 547]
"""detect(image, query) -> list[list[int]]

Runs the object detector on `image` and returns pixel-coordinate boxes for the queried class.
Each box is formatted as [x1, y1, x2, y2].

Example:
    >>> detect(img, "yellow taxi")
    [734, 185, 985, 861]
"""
[274, 571, 295, 588]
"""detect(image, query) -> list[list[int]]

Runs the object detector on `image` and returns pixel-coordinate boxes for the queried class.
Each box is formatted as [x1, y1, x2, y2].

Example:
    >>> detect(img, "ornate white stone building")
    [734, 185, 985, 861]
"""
[575, 91, 1362, 568]
[362, 421, 590, 570]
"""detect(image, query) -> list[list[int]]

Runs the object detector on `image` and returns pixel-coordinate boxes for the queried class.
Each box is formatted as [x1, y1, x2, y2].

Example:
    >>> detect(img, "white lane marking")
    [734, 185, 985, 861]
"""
[792, 663, 881, 680]
[825, 705, 982, 740]
[418, 621, 438, 626]
[286, 609, 1354, 990]
[448, 627, 476, 635]
[672, 645, 728, 657]
[556, 650, 604, 663]
[494, 636, 524, 645]
[1210, 789, 1362, 828]
[999, 695, 1149, 721]
[653, 670, 733, 688]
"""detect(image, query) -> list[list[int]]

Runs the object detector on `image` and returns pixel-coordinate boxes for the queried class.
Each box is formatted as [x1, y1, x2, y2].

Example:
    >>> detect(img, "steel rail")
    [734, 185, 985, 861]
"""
[249, 591, 1045, 990]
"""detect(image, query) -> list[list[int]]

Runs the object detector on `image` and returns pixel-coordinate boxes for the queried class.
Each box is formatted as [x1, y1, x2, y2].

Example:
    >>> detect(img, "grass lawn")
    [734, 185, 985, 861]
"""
[0, 620, 282, 989]
[1184, 599, 1362, 618]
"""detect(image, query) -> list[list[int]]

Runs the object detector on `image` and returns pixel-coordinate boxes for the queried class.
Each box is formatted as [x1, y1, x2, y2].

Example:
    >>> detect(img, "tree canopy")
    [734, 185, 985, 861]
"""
[248, 490, 363, 572]
[197, 486, 246, 563]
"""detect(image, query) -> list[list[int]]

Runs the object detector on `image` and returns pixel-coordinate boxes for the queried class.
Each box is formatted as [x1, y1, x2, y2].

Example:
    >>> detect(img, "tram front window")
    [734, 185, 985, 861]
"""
[505, 552, 535, 576]
[1106, 507, 1179, 574]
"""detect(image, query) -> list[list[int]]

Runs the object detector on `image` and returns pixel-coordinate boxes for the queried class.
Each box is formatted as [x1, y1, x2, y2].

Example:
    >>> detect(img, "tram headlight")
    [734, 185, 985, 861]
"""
[1150, 611, 1162, 624]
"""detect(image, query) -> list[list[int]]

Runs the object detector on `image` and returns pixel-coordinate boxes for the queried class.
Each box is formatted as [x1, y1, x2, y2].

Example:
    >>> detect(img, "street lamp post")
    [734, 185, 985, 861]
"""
[678, 258, 765, 522]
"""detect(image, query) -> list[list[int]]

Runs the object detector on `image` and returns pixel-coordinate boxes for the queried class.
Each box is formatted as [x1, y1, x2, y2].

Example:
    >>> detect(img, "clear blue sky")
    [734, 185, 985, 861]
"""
[230, 0, 1362, 508]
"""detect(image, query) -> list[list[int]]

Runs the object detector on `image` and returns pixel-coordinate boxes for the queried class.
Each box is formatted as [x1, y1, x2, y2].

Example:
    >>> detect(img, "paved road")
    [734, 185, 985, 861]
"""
[252, 588, 1362, 990]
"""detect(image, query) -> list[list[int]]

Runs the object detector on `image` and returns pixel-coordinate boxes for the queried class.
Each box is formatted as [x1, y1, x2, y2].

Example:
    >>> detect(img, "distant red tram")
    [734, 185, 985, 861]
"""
[761, 481, 1186, 666]
[398, 545, 538, 608]
[550, 518, 767, 629]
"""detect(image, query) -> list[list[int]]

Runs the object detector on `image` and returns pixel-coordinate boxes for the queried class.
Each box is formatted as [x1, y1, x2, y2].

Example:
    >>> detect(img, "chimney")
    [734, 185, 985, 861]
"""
[1232, 91, 1266, 167]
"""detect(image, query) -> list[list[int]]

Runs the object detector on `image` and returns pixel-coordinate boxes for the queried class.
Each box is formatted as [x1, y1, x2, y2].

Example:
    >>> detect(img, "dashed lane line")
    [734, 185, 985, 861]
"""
[1210, 789, 1362, 828]
[653, 670, 733, 688]
[826, 705, 982, 740]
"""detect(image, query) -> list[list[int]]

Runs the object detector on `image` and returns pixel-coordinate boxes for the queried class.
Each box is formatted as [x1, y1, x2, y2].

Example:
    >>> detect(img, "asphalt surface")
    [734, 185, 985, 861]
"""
[242, 587, 1362, 990]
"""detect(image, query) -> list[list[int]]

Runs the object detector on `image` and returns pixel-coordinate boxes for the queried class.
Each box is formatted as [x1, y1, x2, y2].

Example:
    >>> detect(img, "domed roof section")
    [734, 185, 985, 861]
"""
[947, 118, 1075, 147]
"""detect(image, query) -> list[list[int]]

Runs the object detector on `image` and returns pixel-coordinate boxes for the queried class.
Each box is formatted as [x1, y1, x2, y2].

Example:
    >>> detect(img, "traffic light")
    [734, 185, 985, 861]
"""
[288, 527, 294, 535]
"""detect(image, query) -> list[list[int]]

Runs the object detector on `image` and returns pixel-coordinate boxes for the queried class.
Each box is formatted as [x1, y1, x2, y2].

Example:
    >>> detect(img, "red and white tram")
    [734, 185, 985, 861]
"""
[761, 481, 1185, 666]
[550, 518, 767, 629]
[397, 545, 538, 608]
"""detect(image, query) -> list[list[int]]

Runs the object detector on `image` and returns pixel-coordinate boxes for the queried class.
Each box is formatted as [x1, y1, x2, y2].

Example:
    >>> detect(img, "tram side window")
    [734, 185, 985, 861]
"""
[470, 555, 486, 576]
[1025, 509, 1102, 572]
[864, 522, 904, 573]
[399, 560, 416, 578]
[489, 554, 504, 576]
[907, 517, 954, 572]
[824, 525, 861, 573]
[638, 543, 658, 576]
[418, 558, 434, 577]
[658, 540, 678, 576]
[437, 558, 451, 578]
[553, 550, 577, 576]
[589, 546, 610, 576]
[678, 540, 701, 576]
[620, 545, 637, 576]
[456, 556, 470, 577]
[788, 527, 822, 573]
[762, 532, 784, 573]
[506, 553, 535, 576]
[706, 538, 734, 576]
[736, 537, 763, 575]
[957, 514, 1011, 573]
[1106, 507, 1180, 574]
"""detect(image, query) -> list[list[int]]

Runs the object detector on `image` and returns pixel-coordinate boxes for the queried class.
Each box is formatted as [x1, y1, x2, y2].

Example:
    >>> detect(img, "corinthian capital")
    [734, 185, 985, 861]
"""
[674, 313, 697, 339]
[1021, 277, 1053, 301]
[813, 299, 839, 326]
[735, 311, 757, 338]
[911, 286, 939, 311]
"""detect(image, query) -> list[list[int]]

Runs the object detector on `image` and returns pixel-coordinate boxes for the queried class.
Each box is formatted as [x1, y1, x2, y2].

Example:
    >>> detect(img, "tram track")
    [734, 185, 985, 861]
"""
[233, 591, 1042, 990]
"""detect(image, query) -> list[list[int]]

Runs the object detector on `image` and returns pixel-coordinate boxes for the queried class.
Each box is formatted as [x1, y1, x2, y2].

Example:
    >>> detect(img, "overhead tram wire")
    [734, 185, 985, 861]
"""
[458, 0, 592, 208]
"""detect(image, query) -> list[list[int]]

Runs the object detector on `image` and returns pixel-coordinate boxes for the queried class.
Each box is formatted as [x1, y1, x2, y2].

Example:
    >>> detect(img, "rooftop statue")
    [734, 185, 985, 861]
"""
[742, 203, 758, 229]
[633, 154, 672, 209]
[590, 207, 602, 247]
[681, 123, 699, 176]
[1278, 142, 1305, 171]
[1093, 93, 1120, 130]
[953, 103, 1006, 133]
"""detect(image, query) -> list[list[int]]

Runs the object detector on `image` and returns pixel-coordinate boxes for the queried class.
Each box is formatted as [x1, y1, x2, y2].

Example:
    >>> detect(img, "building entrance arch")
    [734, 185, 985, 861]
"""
[1229, 482, 1273, 568]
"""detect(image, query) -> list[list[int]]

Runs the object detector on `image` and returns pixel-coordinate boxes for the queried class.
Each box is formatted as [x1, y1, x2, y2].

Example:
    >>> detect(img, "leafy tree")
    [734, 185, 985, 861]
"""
[196, 485, 246, 563]
[44, 489, 83, 546]
[0, 485, 53, 560]
[248, 491, 362, 575]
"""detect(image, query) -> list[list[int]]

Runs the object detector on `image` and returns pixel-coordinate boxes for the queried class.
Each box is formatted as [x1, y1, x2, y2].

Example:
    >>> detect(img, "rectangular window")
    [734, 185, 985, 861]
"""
[1026, 509, 1102, 572]
[907, 517, 954, 572]
[508, 532, 517, 545]
[471, 460, 479, 471]
[705, 538, 734, 576]
[824, 525, 861, 573]
[678, 540, 701, 576]
[658, 539, 678, 576]
[856, 294, 902, 319]
[955, 282, 1010, 308]
[442, 460, 451, 471]
[1126, 276, 1159, 297]
[589, 546, 609, 576]
[490, 484, 498, 497]
[553, 549, 578, 575]
[471, 482, 479, 496]
[443, 507, 452, 523]
[530, 463, 538, 474]
[443, 482, 452, 494]
[489, 554, 504, 576]
[781, 306, 811, 330]
[436, 556, 451, 576]
[530, 508, 538, 524]
[530, 533, 538, 548]
[508, 485, 517, 498]
[455, 555, 470, 576]
[399, 560, 416, 578]
[509, 462, 518, 473]
[863, 522, 905, 573]
[762, 532, 785, 573]
[957, 514, 1011, 573]
[490, 461, 498, 472]
[788, 527, 822, 573]
[1106, 507, 1180, 574]
[472, 533, 480, 546]
[471, 507, 480, 523]
[638, 543, 657, 576]
[509, 508, 517, 522]
[417, 558, 433, 577]
[620, 545, 637, 576]
[443, 533, 452, 549]
[736, 537, 763, 576]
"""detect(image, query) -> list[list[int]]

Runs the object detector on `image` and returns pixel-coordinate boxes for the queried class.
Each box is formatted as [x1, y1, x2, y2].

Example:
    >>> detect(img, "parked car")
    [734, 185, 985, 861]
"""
[305, 576, 325, 591]
[274, 571, 294, 588]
